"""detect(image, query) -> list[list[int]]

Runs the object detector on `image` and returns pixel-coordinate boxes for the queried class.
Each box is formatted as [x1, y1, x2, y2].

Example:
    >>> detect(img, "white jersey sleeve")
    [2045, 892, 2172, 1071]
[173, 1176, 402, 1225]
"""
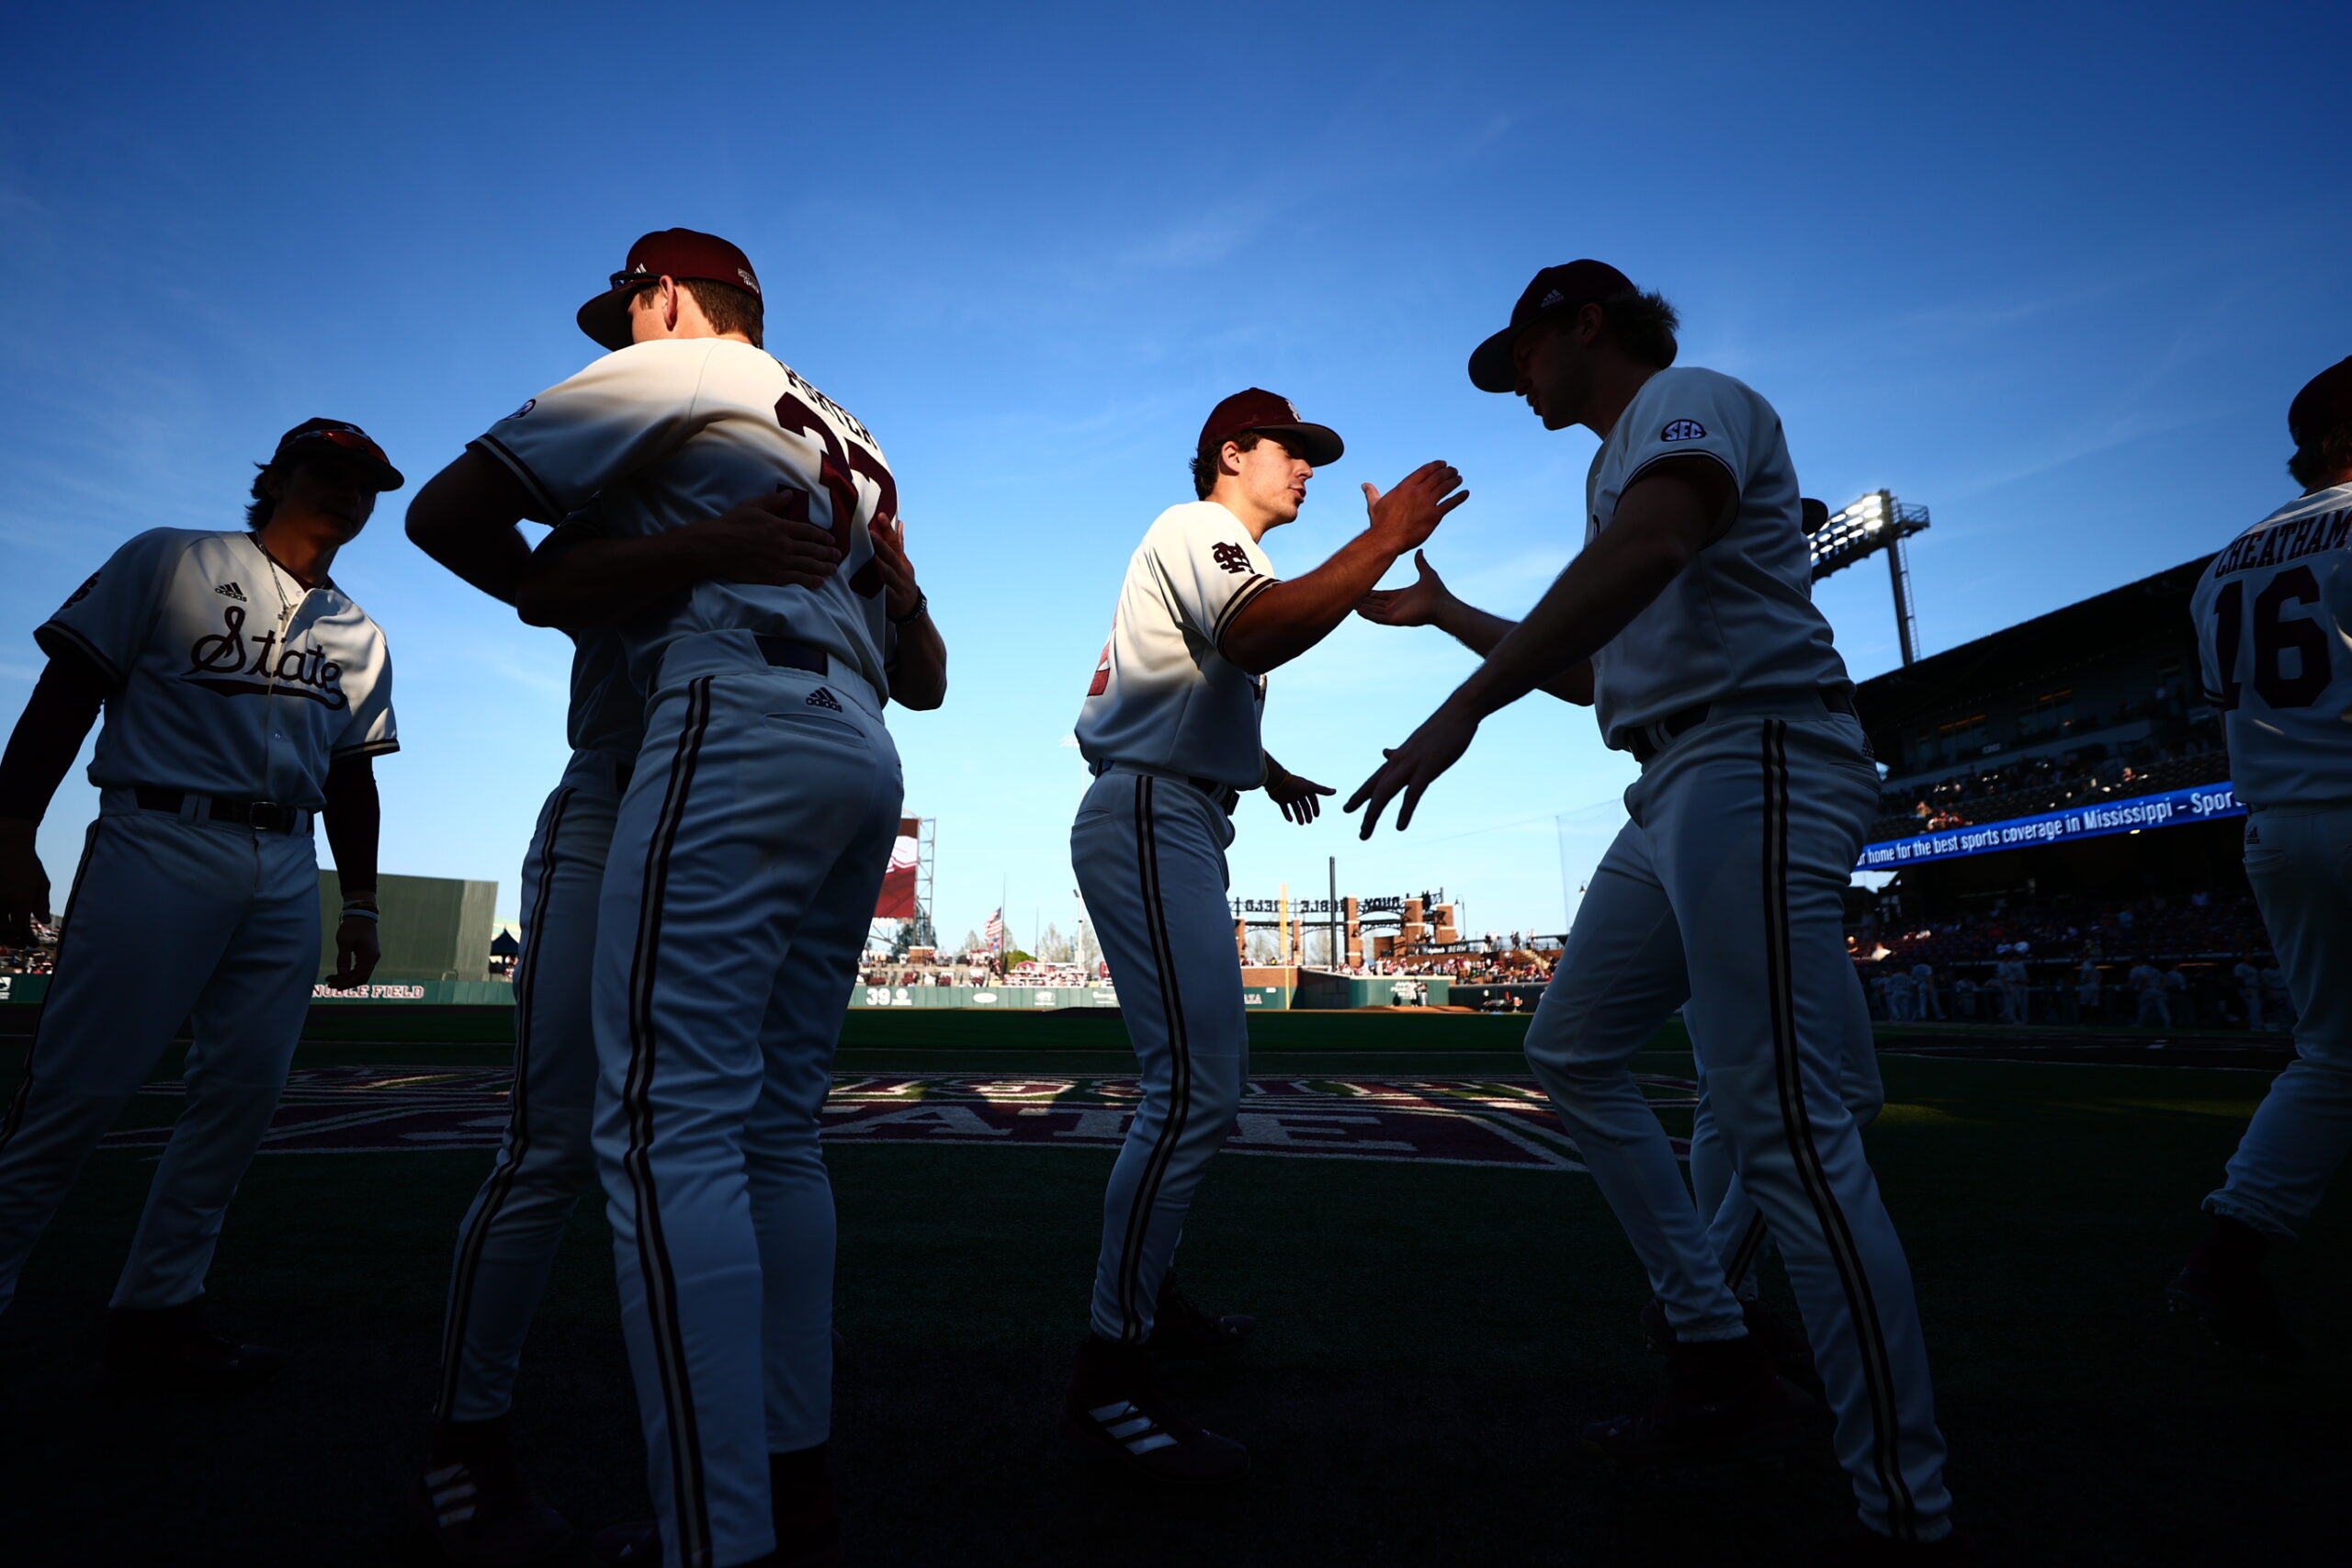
[333, 641, 398, 760]
[2190, 482, 2352, 807]
[1583, 367, 1848, 742]
[469, 346, 714, 524]
[1073, 501, 1276, 788]
[1149, 504, 1281, 648]
[37, 527, 187, 686]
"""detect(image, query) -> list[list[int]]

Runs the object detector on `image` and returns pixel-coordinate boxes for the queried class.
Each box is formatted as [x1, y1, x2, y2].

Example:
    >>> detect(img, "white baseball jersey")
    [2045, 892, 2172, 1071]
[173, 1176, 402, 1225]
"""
[1584, 367, 1848, 742]
[1074, 501, 1275, 789]
[37, 527, 397, 808]
[470, 339, 898, 698]
[2190, 480, 2352, 807]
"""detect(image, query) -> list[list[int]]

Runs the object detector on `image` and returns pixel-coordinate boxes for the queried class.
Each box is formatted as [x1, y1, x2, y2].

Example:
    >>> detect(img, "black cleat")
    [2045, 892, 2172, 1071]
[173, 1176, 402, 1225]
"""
[2166, 1262, 2303, 1364]
[1146, 1271, 1255, 1360]
[1640, 1296, 1819, 1389]
[1583, 1334, 1816, 1468]
[101, 1300, 284, 1396]
[405, 1416, 573, 1566]
[1064, 1334, 1248, 1485]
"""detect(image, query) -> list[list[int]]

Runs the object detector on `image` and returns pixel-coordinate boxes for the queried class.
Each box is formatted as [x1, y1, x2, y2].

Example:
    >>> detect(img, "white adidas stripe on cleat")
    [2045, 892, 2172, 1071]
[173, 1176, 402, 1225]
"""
[424, 1463, 480, 1526]
[1088, 1401, 1179, 1454]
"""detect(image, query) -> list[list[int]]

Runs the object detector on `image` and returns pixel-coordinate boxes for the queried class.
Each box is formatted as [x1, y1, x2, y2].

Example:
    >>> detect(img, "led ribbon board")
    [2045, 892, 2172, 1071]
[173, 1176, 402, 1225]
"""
[1858, 783, 2246, 871]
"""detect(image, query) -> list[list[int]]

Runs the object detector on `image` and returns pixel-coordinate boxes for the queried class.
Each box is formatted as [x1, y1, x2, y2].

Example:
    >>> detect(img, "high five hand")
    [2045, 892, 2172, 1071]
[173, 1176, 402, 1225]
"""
[1361, 462, 1469, 555]
[1355, 550, 1456, 628]
[1267, 770, 1338, 826]
[1344, 704, 1481, 838]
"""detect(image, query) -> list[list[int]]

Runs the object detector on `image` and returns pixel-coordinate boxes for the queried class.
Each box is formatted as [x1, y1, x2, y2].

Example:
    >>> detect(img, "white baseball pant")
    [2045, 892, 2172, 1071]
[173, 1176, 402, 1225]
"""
[2207, 804, 2352, 1239]
[1522, 700, 1951, 1543]
[1689, 966, 1883, 1300]
[0, 802, 318, 1315]
[593, 633, 901, 1568]
[435, 748, 627, 1422]
[1069, 767, 1246, 1346]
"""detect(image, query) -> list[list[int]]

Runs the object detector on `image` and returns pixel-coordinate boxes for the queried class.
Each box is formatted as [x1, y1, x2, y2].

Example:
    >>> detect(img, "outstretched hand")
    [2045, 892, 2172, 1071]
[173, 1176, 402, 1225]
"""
[1355, 550, 1456, 628]
[1344, 703, 1481, 838]
[1361, 462, 1469, 557]
[1266, 770, 1337, 826]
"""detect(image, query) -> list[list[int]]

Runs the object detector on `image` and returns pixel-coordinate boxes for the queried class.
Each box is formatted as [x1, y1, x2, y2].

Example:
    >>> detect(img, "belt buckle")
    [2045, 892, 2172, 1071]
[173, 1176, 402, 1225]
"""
[248, 800, 288, 832]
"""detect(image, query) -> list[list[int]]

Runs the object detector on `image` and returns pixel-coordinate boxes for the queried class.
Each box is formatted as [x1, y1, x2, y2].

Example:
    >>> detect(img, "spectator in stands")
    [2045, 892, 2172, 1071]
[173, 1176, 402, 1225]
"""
[1910, 959, 1942, 1021]
[2076, 957, 2103, 1022]
[1996, 955, 2030, 1025]
[2129, 959, 2169, 1029]
[2234, 956, 2266, 1032]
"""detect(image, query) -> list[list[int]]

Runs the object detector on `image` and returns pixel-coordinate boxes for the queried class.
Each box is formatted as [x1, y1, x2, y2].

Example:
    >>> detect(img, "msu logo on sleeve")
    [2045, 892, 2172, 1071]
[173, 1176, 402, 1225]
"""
[1210, 542, 1250, 574]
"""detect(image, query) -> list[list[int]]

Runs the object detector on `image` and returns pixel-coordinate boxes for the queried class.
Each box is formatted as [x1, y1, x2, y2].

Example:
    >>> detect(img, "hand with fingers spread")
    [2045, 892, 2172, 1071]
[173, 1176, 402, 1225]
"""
[1360, 461, 1470, 557]
[694, 490, 845, 591]
[1265, 767, 1337, 826]
[1355, 550, 1459, 629]
[1344, 700, 1482, 839]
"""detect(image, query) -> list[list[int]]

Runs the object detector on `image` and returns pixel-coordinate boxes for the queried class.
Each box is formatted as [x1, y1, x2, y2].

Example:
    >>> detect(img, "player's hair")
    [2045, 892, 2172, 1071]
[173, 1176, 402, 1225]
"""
[1190, 430, 1299, 501]
[1594, 288, 1680, 367]
[2288, 421, 2352, 490]
[631, 277, 764, 347]
[245, 464, 277, 529]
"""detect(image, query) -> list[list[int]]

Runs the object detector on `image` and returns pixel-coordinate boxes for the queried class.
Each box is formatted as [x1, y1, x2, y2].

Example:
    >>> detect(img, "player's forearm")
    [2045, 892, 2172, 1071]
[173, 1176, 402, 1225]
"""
[514, 530, 721, 629]
[1220, 532, 1403, 675]
[321, 755, 380, 897]
[405, 452, 537, 606]
[1448, 485, 1704, 720]
[1261, 750, 1291, 792]
[886, 612, 948, 710]
[1430, 600, 1594, 705]
[0, 652, 108, 825]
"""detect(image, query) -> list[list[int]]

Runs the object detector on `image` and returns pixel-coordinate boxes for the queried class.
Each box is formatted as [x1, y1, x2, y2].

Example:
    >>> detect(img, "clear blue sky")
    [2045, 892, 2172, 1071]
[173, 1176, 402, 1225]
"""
[4, 1, 2346, 949]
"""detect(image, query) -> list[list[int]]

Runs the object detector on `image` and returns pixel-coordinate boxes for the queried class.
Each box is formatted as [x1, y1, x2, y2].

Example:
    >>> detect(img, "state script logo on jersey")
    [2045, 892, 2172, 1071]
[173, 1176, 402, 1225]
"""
[186, 605, 347, 709]
[1661, 420, 1707, 442]
[1210, 541, 1250, 575]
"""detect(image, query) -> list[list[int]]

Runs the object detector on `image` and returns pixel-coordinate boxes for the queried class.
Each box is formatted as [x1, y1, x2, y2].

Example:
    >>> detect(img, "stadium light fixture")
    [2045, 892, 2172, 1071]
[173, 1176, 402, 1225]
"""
[1808, 489, 1931, 665]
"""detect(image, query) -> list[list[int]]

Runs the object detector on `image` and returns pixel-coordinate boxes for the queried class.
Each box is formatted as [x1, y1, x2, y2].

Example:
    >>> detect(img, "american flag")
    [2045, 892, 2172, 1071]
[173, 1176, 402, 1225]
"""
[984, 908, 1005, 953]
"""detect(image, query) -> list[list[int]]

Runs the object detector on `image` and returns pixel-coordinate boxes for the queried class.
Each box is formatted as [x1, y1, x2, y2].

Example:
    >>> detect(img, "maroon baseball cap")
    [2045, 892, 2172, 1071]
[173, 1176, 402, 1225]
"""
[1466, 260, 1639, 393]
[2288, 355, 2352, 446]
[577, 229, 763, 351]
[266, 418, 403, 491]
[1196, 388, 1343, 468]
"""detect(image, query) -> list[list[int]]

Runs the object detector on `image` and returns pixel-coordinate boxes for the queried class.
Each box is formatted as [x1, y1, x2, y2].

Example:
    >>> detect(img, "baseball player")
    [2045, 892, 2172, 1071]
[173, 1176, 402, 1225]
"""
[2129, 958, 2168, 1028]
[0, 419, 398, 1390]
[1064, 388, 1464, 1483]
[1994, 953, 2029, 1025]
[1356, 547, 1879, 1381]
[1347, 263, 1953, 1553]
[406, 228, 944, 1568]
[407, 473, 841, 1559]
[1910, 961, 1941, 1021]
[2075, 956, 2103, 1021]
[2171, 354, 2352, 1365]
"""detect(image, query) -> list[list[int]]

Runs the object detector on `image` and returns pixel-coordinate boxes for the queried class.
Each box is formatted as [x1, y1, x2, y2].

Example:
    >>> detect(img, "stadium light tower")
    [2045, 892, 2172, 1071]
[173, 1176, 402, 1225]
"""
[1806, 489, 1930, 665]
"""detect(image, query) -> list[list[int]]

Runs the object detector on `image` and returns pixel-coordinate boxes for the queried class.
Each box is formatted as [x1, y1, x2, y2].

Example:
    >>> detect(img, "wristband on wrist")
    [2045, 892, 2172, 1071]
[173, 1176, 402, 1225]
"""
[341, 906, 379, 922]
[888, 589, 928, 626]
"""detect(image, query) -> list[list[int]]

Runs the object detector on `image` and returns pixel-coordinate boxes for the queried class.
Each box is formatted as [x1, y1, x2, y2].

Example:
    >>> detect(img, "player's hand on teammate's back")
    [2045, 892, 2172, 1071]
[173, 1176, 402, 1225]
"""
[0, 822, 51, 949]
[1266, 770, 1337, 826]
[868, 515, 922, 622]
[325, 913, 380, 991]
[1361, 462, 1469, 557]
[1345, 704, 1481, 839]
[1355, 550, 1457, 628]
[694, 491, 843, 591]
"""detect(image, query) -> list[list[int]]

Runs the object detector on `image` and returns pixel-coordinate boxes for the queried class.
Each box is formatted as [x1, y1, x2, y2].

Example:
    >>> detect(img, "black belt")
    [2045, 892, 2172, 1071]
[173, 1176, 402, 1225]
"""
[1091, 760, 1240, 815]
[1621, 687, 1858, 765]
[133, 787, 305, 834]
[754, 635, 828, 675]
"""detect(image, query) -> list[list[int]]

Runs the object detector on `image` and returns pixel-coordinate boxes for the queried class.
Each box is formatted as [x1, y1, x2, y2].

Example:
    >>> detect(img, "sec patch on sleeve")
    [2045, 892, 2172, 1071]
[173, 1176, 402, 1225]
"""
[1661, 419, 1707, 442]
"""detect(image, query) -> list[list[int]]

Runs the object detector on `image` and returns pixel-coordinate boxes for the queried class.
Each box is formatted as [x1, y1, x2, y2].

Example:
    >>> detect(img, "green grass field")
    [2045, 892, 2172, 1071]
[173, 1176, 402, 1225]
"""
[0, 1013, 2341, 1565]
